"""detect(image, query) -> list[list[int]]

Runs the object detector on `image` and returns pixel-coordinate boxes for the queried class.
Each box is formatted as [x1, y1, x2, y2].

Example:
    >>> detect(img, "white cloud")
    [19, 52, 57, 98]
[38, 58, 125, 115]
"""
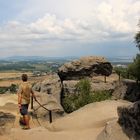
[0, 0, 139, 57]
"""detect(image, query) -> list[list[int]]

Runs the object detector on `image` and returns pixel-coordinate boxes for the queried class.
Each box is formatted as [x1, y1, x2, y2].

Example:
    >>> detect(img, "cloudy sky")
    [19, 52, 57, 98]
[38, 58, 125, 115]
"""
[0, 0, 140, 58]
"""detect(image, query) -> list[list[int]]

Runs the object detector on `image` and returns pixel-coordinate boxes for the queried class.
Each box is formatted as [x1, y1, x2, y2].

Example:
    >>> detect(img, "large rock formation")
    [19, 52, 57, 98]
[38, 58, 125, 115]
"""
[0, 112, 15, 135]
[33, 73, 62, 104]
[33, 56, 114, 117]
[117, 101, 140, 140]
[97, 119, 131, 140]
[98, 101, 140, 140]
[58, 56, 113, 81]
[97, 101, 133, 140]
[33, 74, 64, 118]
[33, 92, 64, 118]
[112, 79, 140, 102]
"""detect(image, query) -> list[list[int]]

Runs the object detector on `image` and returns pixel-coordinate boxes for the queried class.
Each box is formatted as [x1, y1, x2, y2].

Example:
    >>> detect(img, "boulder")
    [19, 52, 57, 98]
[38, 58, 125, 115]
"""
[0, 112, 15, 135]
[58, 56, 113, 81]
[33, 73, 62, 104]
[112, 79, 140, 102]
[33, 82, 41, 92]
[117, 101, 140, 140]
[97, 119, 131, 140]
[32, 74, 64, 118]
[33, 92, 64, 118]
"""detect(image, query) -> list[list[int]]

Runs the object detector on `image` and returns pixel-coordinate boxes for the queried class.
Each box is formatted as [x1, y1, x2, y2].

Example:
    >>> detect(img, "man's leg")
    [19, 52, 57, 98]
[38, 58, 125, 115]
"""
[23, 115, 30, 129]
[21, 104, 30, 129]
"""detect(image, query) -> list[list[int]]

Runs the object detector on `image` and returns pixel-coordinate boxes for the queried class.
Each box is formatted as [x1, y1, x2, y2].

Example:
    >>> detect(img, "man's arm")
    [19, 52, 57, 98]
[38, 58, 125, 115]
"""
[17, 86, 22, 109]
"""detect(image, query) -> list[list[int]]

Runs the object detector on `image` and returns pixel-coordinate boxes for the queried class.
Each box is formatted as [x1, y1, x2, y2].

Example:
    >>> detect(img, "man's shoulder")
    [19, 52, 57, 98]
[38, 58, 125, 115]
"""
[21, 82, 32, 88]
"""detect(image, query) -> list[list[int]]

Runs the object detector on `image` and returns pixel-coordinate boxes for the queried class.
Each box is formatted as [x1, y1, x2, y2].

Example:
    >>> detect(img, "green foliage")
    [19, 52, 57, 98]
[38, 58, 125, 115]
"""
[75, 79, 92, 109]
[135, 21, 140, 50]
[135, 31, 140, 50]
[9, 84, 18, 93]
[0, 84, 18, 94]
[114, 67, 129, 79]
[114, 21, 140, 81]
[62, 94, 79, 113]
[114, 20, 140, 81]
[0, 87, 8, 94]
[0, 60, 61, 72]
[128, 20, 140, 82]
[128, 54, 140, 81]
[62, 79, 112, 113]
[62, 79, 91, 113]
[76, 79, 91, 94]
[91, 91, 112, 102]
[0, 62, 35, 71]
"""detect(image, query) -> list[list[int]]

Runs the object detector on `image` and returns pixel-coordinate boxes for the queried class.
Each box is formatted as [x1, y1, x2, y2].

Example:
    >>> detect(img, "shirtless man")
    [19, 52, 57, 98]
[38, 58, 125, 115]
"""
[17, 74, 36, 129]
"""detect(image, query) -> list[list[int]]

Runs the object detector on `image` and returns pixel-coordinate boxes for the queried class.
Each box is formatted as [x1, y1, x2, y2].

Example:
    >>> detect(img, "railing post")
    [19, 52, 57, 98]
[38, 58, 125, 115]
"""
[31, 96, 33, 109]
[104, 76, 106, 83]
[49, 110, 52, 123]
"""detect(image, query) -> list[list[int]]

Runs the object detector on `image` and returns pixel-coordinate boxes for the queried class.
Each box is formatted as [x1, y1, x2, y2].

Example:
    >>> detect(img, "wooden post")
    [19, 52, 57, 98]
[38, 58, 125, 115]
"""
[119, 73, 121, 82]
[104, 76, 106, 83]
[49, 110, 52, 123]
[31, 96, 33, 109]
[127, 72, 129, 79]
[136, 79, 139, 85]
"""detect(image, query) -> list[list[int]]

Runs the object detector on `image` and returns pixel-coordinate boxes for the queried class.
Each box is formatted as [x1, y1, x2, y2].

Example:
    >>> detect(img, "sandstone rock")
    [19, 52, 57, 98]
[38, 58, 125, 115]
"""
[112, 79, 140, 102]
[33, 74, 62, 104]
[91, 82, 115, 92]
[33, 92, 64, 118]
[118, 101, 140, 140]
[62, 80, 79, 96]
[97, 119, 131, 140]
[0, 112, 15, 135]
[33, 82, 41, 92]
[112, 81, 128, 100]
[32, 74, 64, 118]
[58, 56, 113, 81]
[62, 80, 115, 97]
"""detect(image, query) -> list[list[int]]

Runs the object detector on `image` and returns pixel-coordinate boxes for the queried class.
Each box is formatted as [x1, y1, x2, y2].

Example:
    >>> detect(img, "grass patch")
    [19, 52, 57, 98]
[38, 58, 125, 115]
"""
[91, 90, 112, 102]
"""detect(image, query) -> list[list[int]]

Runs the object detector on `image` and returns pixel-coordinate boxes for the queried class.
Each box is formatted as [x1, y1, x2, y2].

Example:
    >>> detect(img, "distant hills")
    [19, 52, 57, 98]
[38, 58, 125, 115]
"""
[107, 56, 133, 63]
[0, 55, 134, 64]
[1, 56, 78, 61]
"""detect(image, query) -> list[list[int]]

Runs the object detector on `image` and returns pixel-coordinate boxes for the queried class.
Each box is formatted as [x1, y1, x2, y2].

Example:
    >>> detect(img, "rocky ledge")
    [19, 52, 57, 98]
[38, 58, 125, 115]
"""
[0, 112, 15, 135]
[118, 101, 140, 140]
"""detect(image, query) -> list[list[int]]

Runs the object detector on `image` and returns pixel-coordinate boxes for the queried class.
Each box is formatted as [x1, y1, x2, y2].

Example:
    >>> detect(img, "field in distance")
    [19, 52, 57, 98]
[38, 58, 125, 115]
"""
[0, 71, 47, 87]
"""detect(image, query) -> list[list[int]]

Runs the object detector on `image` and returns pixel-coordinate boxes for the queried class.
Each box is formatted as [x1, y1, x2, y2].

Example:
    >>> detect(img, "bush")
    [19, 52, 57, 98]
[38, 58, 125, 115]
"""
[0, 84, 18, 94]
[0, 87, 8, 94]
[9, 84, 18, 93]
[91, 91, 112, 102]
[62, 94, 79, 113]
[114, 67, 129, 79]
[128, 54, 140, 82]
[75, 79, 91, 105]
[62, 79, 112, 113]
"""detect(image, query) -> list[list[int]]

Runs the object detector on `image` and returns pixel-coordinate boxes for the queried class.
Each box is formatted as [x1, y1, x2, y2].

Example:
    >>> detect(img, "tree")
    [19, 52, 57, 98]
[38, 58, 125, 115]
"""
[135, 20, 140, 50]
[128, 54, 140, 83]
[128, 21, 140, 83]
